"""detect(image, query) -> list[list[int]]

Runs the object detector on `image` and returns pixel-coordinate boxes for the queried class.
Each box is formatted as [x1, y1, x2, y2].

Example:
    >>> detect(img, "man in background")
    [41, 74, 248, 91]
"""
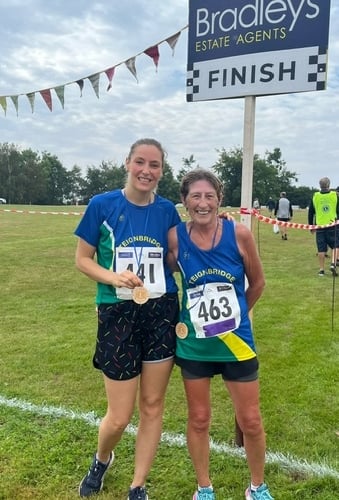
[274, 192, 293, 240]
[308, 177, 339, 277]
[266, 196, 275, 217]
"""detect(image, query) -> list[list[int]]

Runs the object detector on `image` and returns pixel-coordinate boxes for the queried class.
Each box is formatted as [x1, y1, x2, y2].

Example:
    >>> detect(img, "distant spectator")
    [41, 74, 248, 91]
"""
[274, 192, 293, 240]
[253, 198, 260, 211]
[266, 197, 275, 217]
[308, 177, 339, 277]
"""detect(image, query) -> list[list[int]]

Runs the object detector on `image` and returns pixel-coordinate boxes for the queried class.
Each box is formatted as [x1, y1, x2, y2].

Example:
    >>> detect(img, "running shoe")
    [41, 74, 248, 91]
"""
[318, 270, 325, 276]
[330, 264, 338, 277]
[79, 451, 114, 497]
[245, 483, 274, 499]
[127, 486, 149, 499]
[192, 486, 216, 499]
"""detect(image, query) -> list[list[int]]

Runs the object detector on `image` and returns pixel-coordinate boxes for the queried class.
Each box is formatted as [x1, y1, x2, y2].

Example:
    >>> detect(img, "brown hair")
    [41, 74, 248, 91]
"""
[127, 138, 166, 166]
[180, 168, 223, 203]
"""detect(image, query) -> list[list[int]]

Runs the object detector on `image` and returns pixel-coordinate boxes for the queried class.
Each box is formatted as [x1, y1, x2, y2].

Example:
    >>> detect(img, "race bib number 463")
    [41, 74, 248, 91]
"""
[188, 282, 240, 338]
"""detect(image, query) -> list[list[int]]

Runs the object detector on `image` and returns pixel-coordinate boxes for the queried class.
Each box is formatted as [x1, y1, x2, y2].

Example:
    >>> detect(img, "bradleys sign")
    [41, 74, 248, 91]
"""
[187, 0, 331, 101]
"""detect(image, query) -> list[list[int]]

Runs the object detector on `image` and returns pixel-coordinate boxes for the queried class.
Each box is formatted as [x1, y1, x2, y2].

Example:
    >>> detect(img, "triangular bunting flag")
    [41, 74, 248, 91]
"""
[54, 85, 65, 108]
[144, 45, 160, 71]
[0, 26, 187, 116]
[10, 95, 19, 116]
[125, 57, 138, 82]
[0, 96, 7, 115]
[88, 73, 100, 98]
[105, 67, 115, 91]
[166, 31, 181, 55]
[40, 89, 52, 111]
[26, 92, 35, 113]
[76, 79, 84, 97]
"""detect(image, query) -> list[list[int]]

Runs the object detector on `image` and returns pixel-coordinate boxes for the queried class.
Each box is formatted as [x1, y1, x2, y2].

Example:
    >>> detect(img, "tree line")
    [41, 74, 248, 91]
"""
[0, 142, 315, 208]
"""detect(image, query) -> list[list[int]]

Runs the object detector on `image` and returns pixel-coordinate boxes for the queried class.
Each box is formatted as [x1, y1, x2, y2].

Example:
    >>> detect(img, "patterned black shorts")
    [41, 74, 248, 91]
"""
[93, 293, 179, 380]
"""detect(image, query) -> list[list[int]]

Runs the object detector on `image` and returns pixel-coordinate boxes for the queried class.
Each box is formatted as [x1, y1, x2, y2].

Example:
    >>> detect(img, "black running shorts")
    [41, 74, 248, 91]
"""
[94, 293, 179, 380]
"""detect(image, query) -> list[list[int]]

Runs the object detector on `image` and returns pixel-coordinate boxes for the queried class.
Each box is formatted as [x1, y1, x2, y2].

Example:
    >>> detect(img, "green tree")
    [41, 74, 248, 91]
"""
[212, 147, 298, 207]
[81, 162, 126, 203]
[39, 152, 70, 204]
[177, 155, 198, 183]
[0, 143, 21, 203]
[158, 162, 180, 203]
[64, 165, 86, 205]
[19, 149, 48, 204]
[212, 147, 243, 206]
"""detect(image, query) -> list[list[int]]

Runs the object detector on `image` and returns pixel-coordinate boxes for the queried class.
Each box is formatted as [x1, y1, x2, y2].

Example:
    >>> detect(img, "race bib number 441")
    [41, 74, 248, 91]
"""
[115, 246, 166, 300]
[188, 282, 240, 338]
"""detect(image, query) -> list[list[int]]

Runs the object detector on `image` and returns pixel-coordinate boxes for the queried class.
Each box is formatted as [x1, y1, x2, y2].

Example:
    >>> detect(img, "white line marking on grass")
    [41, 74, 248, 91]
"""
[1, 395, 338, 480]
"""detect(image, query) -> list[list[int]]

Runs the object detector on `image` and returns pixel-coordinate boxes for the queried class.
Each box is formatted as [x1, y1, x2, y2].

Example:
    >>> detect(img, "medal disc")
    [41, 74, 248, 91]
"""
[132, 286, 150, 304]
[175, 322, 188, 339]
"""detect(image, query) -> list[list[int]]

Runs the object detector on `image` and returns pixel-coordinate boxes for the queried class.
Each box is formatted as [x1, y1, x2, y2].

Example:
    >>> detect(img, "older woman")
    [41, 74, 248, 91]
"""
[168, 169, 273, 500]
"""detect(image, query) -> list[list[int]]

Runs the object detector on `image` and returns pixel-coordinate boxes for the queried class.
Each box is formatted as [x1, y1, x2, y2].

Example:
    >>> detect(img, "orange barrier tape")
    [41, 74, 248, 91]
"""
[1, 207, 338, 231]
[240, 208, 339, 231]
[0, 208, 83, 216]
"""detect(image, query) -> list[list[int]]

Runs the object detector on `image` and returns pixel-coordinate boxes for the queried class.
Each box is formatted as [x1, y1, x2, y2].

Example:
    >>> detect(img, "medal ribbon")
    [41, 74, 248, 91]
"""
[186, 218, 219, 310]
[176, 218, 220, 338]
[122, 189, 151, 280]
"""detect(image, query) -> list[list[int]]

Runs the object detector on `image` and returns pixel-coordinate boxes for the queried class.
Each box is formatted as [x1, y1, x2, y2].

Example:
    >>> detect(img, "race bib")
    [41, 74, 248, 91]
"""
[115, 246, 166, 300]
[187, 282, 241, 338]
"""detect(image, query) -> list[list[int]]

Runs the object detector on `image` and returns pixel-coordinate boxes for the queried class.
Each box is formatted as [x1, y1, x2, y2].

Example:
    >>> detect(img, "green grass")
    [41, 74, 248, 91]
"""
[0, 206, 338, 499]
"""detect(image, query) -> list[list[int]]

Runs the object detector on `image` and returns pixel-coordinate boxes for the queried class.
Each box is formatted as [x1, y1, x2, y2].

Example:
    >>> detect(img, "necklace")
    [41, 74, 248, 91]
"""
[122, 189, 152, 303]
[122, 188, 153, 206]
[189, 218, 219, 250]
[175, 218, 220, 338]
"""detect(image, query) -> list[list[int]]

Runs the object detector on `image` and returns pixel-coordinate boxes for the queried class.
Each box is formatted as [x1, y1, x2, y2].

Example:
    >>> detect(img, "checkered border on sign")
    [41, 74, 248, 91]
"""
[308, 47, 327, 91]
[186, 64, 200, 102]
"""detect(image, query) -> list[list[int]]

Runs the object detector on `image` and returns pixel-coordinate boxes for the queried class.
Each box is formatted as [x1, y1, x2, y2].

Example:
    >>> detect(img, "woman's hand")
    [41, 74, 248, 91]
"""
[112, 270, 144, 289]
[218, 211, 234, 221]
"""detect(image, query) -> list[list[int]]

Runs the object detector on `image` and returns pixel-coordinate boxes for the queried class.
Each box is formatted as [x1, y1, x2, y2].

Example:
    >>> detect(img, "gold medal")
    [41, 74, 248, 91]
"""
[132, 286, 150, 305]
[175, 322, 188, 339]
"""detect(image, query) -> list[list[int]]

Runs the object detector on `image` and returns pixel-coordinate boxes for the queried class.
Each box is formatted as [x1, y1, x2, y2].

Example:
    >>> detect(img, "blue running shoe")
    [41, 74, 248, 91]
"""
[192, 486, 216, 500]
[245, 483, 274, 500]
[127, 486, 149, 499]
[79, 451, 114, 497]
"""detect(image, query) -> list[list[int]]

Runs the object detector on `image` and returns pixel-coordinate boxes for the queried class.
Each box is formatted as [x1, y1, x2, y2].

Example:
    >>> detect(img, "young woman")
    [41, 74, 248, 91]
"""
[75, 138, 180, 500]
[168, 169, 274, 500]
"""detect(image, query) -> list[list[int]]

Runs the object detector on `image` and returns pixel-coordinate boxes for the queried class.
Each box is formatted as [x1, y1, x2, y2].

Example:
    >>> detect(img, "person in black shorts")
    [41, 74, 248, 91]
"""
[274, 192, 293, 240]
[308, 177, 339, 276]
[167, 169, 273, 500]
[74, 139, 180, 500]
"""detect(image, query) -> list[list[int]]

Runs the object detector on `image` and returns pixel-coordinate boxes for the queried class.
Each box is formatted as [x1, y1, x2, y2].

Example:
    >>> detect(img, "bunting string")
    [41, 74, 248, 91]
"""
[0, 26, 188, 116]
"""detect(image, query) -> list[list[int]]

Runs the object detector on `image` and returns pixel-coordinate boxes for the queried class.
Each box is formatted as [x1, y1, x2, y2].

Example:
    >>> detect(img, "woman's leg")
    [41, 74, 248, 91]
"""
[131, 358, 174, 488]
[184, 377, 212, 488]
[226, 379, 266, 485]
[97, 374, 139, 463]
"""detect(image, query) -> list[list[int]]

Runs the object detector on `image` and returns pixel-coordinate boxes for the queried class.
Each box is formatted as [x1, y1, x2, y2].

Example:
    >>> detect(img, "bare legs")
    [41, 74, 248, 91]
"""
[184, 378, 212, 488]
[97, 359, 173, 487]
[183, 377, 267, 488]
[131, 360, 173, 487]
[227, 379, 266, 485]
[318, 251, 326, 272]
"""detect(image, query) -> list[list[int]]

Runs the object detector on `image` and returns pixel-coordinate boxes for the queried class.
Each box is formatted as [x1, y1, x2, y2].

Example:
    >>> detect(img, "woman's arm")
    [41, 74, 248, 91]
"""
[75, 238, 143, 289]
[167, 226, 179, 272]
[235, 224, 265, 311]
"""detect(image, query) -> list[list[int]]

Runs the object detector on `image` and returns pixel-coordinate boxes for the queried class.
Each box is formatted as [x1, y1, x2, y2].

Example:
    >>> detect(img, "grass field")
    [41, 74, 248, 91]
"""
[0, 205, 338, 499]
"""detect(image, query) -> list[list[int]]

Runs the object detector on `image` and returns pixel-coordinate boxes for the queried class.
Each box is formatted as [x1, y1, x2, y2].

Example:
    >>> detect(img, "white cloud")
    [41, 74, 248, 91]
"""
[0, 0, 338, 190]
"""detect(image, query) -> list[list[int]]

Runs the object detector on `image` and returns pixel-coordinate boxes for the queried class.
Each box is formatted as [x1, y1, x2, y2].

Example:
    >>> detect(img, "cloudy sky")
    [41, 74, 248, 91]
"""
[0, 0, 338, 189]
